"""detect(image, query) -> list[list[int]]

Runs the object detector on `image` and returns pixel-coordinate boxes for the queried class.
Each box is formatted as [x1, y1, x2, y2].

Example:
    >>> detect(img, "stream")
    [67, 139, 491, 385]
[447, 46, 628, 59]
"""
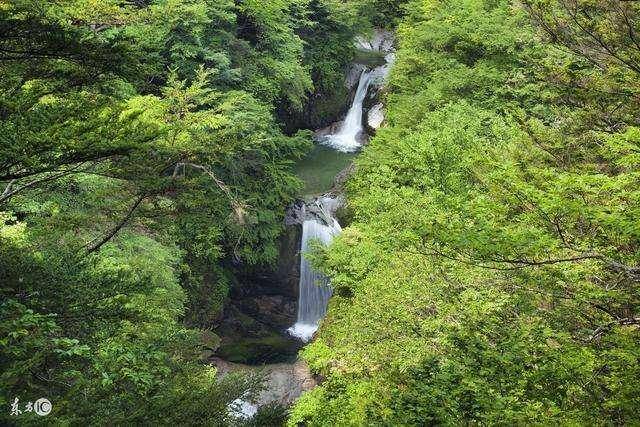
[218, 29, 395, 420]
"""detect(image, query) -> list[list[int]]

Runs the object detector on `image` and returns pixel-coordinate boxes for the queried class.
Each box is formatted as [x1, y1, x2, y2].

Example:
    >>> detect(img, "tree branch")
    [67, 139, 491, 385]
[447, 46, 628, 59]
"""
[1, 179, 15, 199]
[175, 162, 247, 225]
[85, 194, 147, 254]
[0, 164, 87, 204]
[588, 317, 640, 342]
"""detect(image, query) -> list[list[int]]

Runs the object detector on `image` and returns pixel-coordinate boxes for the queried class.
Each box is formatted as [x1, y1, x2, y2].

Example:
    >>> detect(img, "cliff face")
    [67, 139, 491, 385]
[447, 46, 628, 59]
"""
[214, 223, 303, 365]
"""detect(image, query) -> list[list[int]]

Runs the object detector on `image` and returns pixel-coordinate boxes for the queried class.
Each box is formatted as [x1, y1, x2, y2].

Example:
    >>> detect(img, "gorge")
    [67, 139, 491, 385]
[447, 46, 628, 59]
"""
[3, 0, 639, 424]
[216, 30, 396, 419]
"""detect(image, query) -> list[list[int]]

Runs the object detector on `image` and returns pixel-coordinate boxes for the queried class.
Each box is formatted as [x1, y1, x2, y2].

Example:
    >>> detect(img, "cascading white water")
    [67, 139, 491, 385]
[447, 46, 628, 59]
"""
[288, 198, 342, 342]
[321, 70, 372, 153]
[287, 57, 387, 343]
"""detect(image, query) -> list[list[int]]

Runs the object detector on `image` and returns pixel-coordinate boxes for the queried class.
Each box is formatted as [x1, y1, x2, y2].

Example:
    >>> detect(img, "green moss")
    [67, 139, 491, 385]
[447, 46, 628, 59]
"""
[353, 49, 387, 67]
[216, 335, 300, 364]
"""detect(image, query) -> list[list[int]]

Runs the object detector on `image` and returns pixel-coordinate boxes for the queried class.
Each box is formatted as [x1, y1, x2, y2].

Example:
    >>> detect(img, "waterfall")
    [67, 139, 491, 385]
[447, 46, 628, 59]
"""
[321, 70, 372, 153]
[288, 197, 342, 342]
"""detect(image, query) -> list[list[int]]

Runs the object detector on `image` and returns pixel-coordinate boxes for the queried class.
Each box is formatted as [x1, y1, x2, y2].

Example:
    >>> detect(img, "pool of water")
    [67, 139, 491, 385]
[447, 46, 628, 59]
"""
[295, 144, 356, 196]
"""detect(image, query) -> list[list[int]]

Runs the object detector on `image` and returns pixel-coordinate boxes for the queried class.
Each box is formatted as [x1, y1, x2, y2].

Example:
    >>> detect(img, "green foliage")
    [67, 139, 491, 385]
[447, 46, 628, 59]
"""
[294, 0, 640, 424]
[0, 213, 263, 425]
[0, 0, 408, 421]
[0, 0, 388, 423]
[278, 0, 406, 130]
[244, 402, 288, 427]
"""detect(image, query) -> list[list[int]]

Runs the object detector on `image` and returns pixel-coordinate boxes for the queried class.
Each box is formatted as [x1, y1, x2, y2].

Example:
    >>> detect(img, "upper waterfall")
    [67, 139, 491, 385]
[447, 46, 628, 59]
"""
[320, 70, 372, 153]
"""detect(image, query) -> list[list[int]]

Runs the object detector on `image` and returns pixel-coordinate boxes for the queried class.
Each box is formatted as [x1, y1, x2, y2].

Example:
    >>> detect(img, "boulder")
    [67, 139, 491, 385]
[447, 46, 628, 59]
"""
[211, 357, 317, 407]
[367, 103, 385, 131]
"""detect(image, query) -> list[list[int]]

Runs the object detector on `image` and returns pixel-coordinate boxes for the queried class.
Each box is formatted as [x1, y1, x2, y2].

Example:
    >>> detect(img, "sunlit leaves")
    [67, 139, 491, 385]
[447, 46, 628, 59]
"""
[296, 0, 640, 423]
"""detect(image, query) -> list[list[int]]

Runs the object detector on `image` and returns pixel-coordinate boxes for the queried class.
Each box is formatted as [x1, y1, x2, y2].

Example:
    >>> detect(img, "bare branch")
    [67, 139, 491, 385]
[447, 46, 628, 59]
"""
[588, 317, 640, 342]
[0, 164, 87, 204]
[410, 245, 640, 283]
[1, 179, 15, 199]
[175, 162, 247, 225]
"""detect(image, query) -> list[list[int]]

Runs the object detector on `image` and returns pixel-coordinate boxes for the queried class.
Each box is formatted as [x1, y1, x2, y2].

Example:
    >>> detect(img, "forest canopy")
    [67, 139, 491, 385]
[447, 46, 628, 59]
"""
[291, 0, 640, 424]
[0, 0, 387, 424]
[2, 0, 639, 425]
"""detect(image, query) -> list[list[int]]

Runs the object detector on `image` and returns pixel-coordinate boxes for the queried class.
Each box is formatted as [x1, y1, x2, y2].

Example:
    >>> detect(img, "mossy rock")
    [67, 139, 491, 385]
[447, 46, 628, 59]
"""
[201, 330, 221, 351]
[353, 49, 387, 67]
[216, 334, 301, 364]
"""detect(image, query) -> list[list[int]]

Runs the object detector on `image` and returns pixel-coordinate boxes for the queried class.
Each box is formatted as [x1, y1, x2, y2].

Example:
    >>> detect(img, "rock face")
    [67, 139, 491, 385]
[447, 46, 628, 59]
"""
[367, 103, 385, 132]
[355, 29, 395, 52]
[212, 357, 317, 408]
[214, 220, 304, 365]
[273, 223, 303, 299]
[345, 63, 367, 90]
[285, 194, 345, 226]
[236, 295, 297, 329]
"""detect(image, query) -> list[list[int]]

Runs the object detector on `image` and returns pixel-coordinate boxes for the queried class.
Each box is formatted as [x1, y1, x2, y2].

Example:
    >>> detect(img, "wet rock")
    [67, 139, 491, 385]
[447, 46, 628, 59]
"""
[279, 226, 302, 293]
[352, 30, 395, 100]
[369, 52, 396, 95]
[313, 121, 343, 141]
[355, 36, 373, 51]
[314, 120, 368, 153]
[378, 31, 395, 52]
[211, 357, 317, 407]
[345, 63, 366, 90]
[355, 29, 395, 53]
[284, 200, 306, 226]
[300, 195, 345, 226]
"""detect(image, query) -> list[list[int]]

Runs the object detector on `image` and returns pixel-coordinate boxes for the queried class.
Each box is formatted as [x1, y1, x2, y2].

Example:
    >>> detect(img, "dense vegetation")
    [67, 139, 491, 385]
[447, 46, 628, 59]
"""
[3, 0, 639, 424]
[0, 0, 386, 424]
[293, 0, 640, 424]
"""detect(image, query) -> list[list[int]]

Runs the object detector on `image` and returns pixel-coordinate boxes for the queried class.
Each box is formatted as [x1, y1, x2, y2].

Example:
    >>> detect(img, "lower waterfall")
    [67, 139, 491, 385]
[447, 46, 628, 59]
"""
[287, 197, 342, 342]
